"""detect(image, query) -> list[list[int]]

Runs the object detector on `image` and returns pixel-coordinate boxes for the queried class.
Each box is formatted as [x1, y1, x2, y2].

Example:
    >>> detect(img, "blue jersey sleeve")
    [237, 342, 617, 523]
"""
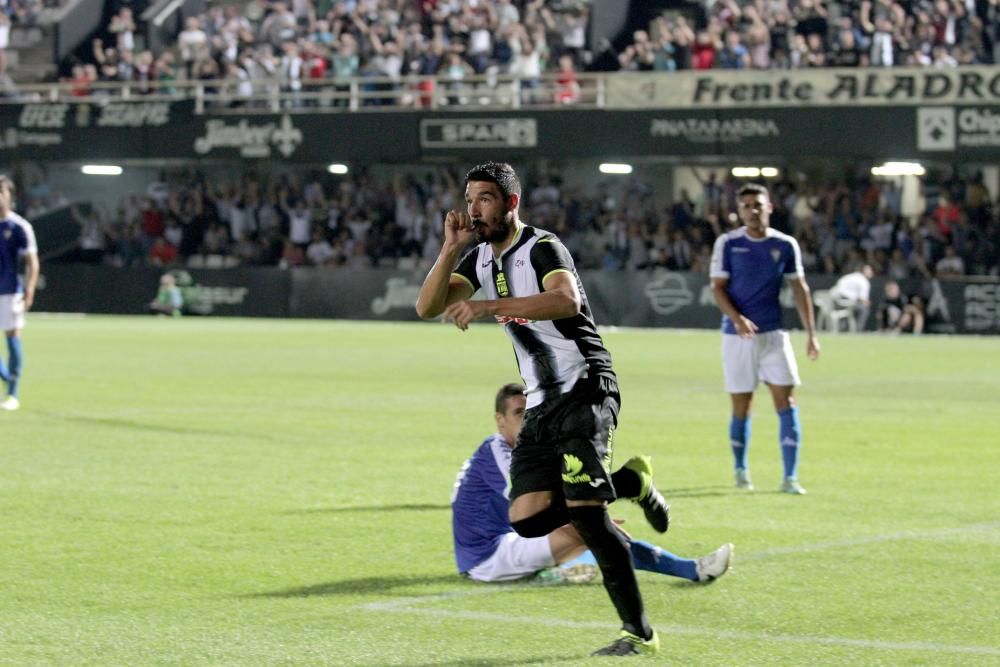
[451, 435, 514, 573]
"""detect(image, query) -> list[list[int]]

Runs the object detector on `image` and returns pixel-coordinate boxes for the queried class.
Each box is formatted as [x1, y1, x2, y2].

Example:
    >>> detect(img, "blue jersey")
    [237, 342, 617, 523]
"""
[710, 227, 803, 334]
[0, 212, 37, 296]
[451, 434, 513, 574]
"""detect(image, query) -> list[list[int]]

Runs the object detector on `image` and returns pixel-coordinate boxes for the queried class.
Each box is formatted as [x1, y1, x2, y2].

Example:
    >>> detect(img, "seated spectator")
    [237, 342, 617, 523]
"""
[830, 264, 875, 331]
[149, 273, 183, 317]
[935, 245, 965, 278]
[149, 237, 179, 266]
[877, 280, 924, 334]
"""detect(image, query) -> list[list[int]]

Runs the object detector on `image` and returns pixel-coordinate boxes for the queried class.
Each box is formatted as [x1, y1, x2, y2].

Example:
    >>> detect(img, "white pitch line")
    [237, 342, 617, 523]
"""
[739, 521, 1000, 562]
[359, 523, 1000, 657]
[362, 598, 1000, 656]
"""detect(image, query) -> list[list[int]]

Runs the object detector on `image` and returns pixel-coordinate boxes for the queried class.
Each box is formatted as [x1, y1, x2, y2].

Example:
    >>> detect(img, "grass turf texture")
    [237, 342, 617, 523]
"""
[2, 315, 998, 666]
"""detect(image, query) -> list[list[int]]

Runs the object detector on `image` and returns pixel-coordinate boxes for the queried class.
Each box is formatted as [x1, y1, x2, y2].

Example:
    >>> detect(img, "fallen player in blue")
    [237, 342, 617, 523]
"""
[452, 383, 734, 588]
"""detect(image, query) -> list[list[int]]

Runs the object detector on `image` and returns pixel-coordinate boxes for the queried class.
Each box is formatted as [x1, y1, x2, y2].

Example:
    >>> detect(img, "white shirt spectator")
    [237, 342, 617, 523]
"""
[307, 239, 336, 266]
[831, 270, 872, 305]
[288, 206, 311, 244]
[935, 250, 965, 276]
[178, 19, 208, 64]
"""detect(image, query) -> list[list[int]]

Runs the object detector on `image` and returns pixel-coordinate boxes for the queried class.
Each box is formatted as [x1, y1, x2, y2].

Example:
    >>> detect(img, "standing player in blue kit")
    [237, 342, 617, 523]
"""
[710, 183, 820, 494]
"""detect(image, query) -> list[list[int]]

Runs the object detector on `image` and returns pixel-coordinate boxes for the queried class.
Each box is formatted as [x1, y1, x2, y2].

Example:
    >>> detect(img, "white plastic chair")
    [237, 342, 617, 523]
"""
[813, 290, 856, 333]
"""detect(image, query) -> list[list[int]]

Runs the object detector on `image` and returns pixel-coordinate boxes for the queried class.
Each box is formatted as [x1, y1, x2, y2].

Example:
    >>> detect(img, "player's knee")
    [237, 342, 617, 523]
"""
[510, 505, 568, 538]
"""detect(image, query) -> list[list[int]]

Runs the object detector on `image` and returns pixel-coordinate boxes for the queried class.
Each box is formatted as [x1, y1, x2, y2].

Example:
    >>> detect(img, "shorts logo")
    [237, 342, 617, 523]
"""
[561, 454, 593, 485]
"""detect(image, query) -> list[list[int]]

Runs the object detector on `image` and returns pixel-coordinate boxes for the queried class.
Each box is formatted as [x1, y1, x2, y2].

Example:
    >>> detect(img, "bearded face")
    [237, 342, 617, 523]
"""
[466, 180, 517, 246]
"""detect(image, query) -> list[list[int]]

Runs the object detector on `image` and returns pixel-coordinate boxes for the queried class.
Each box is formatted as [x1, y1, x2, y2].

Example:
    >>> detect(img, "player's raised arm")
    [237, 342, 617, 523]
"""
[415, 209, 476, 319]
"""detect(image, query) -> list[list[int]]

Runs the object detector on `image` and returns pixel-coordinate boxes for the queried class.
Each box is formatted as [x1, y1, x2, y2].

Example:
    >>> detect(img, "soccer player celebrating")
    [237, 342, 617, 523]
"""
[0, 175, 39, 411]
[709, 183, 820, 494]
[417, 162, 669, 656]
[452, 382, 734, 586]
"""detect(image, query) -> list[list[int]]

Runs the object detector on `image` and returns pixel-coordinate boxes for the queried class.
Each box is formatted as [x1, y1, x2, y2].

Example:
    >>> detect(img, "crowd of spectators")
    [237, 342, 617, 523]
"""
[37, 165, 1000, 285]
[617, 0, 998, 72]
[60, 0, 999, 102]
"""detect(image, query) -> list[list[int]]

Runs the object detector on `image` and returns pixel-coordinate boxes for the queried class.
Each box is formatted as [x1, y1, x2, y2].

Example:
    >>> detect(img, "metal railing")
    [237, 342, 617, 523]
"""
[0, 71, 605, 113]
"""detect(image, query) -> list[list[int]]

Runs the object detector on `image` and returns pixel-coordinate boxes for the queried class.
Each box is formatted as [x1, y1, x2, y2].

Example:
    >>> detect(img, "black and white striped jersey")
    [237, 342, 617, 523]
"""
[453, 222, 614, 409]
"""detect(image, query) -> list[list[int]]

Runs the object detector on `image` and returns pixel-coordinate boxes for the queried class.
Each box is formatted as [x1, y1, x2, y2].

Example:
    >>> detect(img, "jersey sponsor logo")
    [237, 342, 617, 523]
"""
[561, 454, 593, 485]
[495, 315, 530, 325]
[644, 272, 694, 316]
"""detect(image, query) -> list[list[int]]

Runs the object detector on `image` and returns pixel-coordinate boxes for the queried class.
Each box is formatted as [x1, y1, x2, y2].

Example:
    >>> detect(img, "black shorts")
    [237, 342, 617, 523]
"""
[510, 374, 621, 504]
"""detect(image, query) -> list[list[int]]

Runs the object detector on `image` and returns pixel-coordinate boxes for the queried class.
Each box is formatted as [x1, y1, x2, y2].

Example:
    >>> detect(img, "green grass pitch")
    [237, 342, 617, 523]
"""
[2, 315, 998, 666]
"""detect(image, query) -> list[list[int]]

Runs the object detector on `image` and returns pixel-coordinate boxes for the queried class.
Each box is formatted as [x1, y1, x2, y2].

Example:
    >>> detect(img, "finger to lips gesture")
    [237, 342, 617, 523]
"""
[444, 209, 476, 246]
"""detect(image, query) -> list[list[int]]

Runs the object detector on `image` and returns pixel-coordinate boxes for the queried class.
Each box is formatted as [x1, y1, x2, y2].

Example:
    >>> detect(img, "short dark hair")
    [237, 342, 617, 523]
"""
[737, 183, 769, 199]
[495, 382, 525, 414]
[465, 162, 521, 202]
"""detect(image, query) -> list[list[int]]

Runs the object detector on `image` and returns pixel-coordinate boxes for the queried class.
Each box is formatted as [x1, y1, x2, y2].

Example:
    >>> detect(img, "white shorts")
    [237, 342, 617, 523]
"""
[0, 294, 26, 331]
[721, 330, 800, 394]
[466, 532, 554, 582]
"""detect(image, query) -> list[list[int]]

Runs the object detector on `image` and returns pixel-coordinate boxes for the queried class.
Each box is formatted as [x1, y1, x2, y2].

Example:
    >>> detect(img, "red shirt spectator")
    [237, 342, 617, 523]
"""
[149, 238, 178, 266]
[692, 31, 717, 69]
[141, 204, 165, 238]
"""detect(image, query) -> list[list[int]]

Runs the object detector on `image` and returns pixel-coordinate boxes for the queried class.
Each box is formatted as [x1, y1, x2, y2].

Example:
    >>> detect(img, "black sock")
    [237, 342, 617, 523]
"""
[568, 505, 651, 640]
[611, 467, 641, 499]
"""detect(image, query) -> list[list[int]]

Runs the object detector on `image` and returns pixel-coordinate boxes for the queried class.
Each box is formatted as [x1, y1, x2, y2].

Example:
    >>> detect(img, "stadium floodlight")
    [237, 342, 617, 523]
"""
[328, 163, 349, 174]
[760, 167, 780, 178]
[731, 167, 761, 178]
[81, 165, 123, 176]
[871, 161, 925, 177]
[599, 163, 633, 175]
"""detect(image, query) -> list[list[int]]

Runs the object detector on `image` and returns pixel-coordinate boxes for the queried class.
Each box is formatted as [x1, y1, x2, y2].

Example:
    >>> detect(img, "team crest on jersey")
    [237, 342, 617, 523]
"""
[2, 229, 10, 240]
[495, 271, 510, 297]
[771, 248, 781, 262]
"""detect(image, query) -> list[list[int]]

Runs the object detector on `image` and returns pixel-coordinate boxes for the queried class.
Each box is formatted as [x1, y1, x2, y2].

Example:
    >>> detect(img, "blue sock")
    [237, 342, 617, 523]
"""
[560, 550, 597, 569]
[778, 406, 801, 479]
[7, 336, 22, 398]
[0, 352, 7, 383]
[729, 415, 750, 471]
[630, 540, 698, 581]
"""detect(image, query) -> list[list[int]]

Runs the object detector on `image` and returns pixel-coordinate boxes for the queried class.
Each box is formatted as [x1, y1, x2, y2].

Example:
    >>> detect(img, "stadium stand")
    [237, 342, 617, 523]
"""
[2, 2, 998, 300]
[31, 165, 999, 283]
